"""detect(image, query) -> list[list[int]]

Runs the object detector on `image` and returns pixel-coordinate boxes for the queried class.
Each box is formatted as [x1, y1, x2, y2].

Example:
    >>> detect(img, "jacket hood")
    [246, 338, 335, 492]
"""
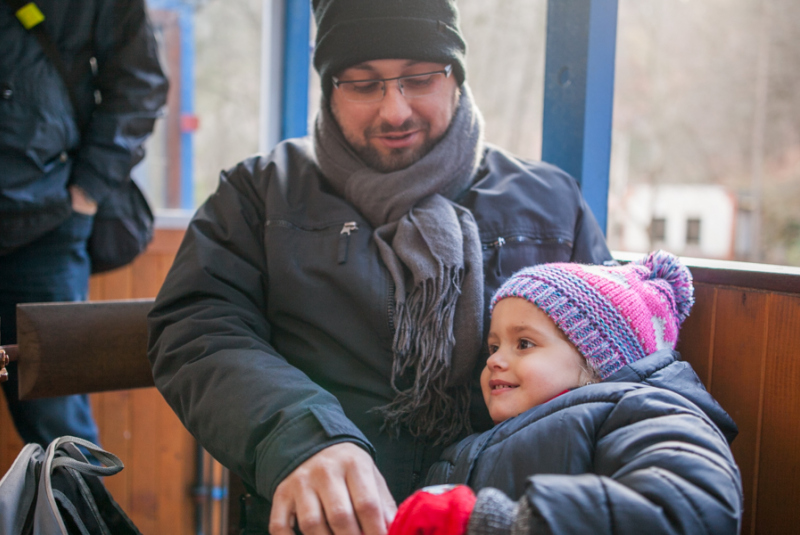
[605, 349, 739, 444]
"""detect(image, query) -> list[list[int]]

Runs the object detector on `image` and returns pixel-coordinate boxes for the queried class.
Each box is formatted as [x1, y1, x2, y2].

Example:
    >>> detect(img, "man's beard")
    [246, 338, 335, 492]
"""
[350, 119, 444, 173]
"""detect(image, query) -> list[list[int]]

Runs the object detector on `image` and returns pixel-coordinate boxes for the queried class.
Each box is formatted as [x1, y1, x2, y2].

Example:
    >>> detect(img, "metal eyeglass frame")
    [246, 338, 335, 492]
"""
[332, 64, 453, 102]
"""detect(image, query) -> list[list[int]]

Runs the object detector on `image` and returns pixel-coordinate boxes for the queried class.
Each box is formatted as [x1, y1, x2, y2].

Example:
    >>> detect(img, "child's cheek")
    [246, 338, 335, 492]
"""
[479, 367, 492, 405]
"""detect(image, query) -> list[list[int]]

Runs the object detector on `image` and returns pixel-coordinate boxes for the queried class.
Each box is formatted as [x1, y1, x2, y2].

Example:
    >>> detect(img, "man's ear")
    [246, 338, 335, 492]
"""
[326, 97, 346, 135]
[453, 86, 462, 108]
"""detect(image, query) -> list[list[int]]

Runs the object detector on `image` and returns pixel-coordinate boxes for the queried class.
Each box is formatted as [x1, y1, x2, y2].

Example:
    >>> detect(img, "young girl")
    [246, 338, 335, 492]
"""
[388, 251, 742, 535]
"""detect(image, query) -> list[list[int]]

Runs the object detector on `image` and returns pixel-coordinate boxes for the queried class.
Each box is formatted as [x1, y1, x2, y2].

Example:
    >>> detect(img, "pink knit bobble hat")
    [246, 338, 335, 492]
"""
[489, 251, 694, 379]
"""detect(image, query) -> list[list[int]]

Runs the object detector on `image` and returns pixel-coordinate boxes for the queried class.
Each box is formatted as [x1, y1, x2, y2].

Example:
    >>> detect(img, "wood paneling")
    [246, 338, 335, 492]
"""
[709, 289, 770, 535]
[157, 397, 198, 535]
[129, 388, 161, 533]
[677, 283, 717, 387]
[92, 390, 133, 507]
[756, 294, 800, 535]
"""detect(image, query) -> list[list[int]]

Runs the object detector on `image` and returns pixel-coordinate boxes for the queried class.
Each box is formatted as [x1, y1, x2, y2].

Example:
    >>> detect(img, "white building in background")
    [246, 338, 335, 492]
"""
[609, 184, 737, 259]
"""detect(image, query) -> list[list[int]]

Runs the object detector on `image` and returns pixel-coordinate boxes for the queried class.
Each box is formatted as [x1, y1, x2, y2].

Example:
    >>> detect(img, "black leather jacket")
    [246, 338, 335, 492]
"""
[0, 0, 167, 251]
[426, 350, 743, 534]
[148, 138, 613, 510]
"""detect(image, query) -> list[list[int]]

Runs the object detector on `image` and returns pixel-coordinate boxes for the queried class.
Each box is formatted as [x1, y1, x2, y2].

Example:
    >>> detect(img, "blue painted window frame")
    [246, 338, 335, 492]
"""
[281, 0, 311, 140]
[147, 0, 196, 210]
[541, 0, 618, 235]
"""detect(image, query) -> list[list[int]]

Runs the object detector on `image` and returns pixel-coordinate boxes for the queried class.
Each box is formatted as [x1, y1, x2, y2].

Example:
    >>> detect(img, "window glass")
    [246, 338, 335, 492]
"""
[459, 0, 547, 161]
[650, 218, 666, 243]
[192, 0, 262, 206]
[139, 0, 262, 215]
[686, 218, 701, 246]
[608, 0, 800, 267]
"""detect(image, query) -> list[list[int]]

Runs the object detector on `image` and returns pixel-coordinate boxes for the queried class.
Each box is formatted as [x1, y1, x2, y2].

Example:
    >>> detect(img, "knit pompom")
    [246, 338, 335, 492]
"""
[636, 250, 694, 323]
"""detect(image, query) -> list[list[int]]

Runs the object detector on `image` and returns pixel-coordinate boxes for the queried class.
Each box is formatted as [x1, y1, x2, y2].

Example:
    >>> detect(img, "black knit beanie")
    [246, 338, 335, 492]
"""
[313, 0, 467, 99]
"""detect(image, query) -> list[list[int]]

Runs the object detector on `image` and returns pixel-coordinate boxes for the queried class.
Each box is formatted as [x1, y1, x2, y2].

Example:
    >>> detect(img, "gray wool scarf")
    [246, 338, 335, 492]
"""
[314, 88, 485, 444]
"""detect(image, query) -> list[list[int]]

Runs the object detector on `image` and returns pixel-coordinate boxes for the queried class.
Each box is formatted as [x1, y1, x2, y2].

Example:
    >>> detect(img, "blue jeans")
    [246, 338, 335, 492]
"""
[0, 211, 100, 447]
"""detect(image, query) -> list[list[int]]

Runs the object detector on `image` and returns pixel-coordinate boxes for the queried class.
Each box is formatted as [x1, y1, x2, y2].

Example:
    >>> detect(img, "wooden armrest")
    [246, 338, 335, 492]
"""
[15, 299, 155, 399]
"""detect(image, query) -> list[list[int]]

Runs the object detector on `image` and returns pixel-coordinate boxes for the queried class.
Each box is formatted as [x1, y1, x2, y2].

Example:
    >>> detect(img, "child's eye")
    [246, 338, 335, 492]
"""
[488, 344, 499, 355]
[518, 339, 535, 350]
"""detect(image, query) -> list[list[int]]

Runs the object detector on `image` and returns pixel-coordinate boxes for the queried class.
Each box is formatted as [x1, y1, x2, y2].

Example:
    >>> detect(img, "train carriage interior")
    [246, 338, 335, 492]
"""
[1, 1, 798, 534]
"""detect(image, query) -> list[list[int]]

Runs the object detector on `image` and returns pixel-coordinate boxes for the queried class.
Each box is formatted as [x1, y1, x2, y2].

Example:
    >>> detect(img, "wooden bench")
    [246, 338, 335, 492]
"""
[3, 254, 799, 534]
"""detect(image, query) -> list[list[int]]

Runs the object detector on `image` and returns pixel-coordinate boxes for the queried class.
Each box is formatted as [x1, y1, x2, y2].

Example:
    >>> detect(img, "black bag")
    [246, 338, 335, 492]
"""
[87, 178, 154, 274]
[6, 0, 155, 274]
[0, 436, 142, 535]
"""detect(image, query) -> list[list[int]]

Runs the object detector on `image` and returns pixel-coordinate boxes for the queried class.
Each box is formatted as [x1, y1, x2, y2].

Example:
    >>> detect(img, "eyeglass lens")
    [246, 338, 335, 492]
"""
[337, 72, 448, 102]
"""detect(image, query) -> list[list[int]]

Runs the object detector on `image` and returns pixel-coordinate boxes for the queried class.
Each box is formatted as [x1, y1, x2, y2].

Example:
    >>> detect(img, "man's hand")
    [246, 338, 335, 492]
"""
[69, 185, 98, 215]
[0, 346, 9, 383]
[270, 442, 397, 535]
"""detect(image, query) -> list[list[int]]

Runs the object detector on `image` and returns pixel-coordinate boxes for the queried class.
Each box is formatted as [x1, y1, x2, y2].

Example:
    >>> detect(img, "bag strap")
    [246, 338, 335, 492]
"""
[58, 466, 115, 535]
[51, 489, 95, 535]
[37, 436, 126, 535]
[4, 0, 86, 130]
[52, 448, 123, 478]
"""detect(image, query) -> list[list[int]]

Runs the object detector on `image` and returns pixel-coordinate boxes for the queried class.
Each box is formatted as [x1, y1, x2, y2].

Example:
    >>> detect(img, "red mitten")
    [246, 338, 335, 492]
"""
[388, 485, 477, 535]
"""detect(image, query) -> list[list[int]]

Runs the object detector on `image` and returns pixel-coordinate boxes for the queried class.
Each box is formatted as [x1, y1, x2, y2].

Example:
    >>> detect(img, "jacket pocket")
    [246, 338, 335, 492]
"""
[482, 233, 574, 279]
[0, 85, 78, 174]
[263, 217, 396, 380]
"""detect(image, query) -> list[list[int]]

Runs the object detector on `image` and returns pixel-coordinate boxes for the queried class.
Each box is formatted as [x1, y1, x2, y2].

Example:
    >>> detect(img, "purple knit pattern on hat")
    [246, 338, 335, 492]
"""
[489, 251, 694, 379]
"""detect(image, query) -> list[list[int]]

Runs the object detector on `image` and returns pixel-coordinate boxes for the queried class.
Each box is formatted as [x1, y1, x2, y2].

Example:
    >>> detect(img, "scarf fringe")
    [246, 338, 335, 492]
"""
[375, 266, 473, 444]
[375, 383, 472, 446]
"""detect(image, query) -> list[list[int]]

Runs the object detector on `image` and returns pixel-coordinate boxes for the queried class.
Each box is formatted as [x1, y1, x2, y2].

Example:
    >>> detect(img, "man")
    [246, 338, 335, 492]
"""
[0, 0, 168, 446]
[148, 1, 612, 534]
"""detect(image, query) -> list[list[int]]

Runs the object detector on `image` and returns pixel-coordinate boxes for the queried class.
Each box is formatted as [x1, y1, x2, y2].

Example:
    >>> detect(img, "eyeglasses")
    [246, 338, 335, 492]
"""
[332, 65, 453, 103]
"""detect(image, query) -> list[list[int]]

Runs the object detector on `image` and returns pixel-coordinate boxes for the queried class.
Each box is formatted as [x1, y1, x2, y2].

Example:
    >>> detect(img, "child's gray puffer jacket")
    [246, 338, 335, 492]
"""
[425, 350, 742, 535]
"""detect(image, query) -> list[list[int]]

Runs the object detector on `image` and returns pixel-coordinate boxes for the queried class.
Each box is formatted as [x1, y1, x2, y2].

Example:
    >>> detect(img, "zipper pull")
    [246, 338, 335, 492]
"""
[482, 236, 507, 250]
[492, 236, 506, 248]
[338, 222, 358, 264]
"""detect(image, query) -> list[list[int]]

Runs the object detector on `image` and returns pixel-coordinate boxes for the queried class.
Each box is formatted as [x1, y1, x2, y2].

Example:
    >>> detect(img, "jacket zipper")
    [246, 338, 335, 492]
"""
[338, 221, 358, 264]
[482, 235, 572, 249]
[266, 220, 347, 232]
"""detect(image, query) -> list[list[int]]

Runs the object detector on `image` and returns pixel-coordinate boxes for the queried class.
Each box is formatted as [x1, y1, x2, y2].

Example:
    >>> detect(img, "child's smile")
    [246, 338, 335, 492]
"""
[488, 379, 518, 393]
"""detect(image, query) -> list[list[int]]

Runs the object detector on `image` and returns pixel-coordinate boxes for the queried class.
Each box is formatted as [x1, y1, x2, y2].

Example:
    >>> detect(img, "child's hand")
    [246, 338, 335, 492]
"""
[387, 485, 476, 535]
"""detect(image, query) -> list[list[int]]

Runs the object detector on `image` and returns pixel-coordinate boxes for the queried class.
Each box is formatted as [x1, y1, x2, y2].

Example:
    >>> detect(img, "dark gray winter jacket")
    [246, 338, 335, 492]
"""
[426, 350, 742, 535]
[0, 0, 167, 251]
[147, 138, 612, 512]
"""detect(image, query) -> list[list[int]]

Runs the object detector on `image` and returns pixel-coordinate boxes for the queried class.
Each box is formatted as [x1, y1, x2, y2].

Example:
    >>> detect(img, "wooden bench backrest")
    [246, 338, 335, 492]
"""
[666, 259, 800, 535]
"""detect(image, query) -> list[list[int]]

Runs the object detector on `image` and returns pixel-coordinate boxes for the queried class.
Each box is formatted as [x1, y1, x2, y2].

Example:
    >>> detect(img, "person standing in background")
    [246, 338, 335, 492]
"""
[0, 0, 168, 447]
